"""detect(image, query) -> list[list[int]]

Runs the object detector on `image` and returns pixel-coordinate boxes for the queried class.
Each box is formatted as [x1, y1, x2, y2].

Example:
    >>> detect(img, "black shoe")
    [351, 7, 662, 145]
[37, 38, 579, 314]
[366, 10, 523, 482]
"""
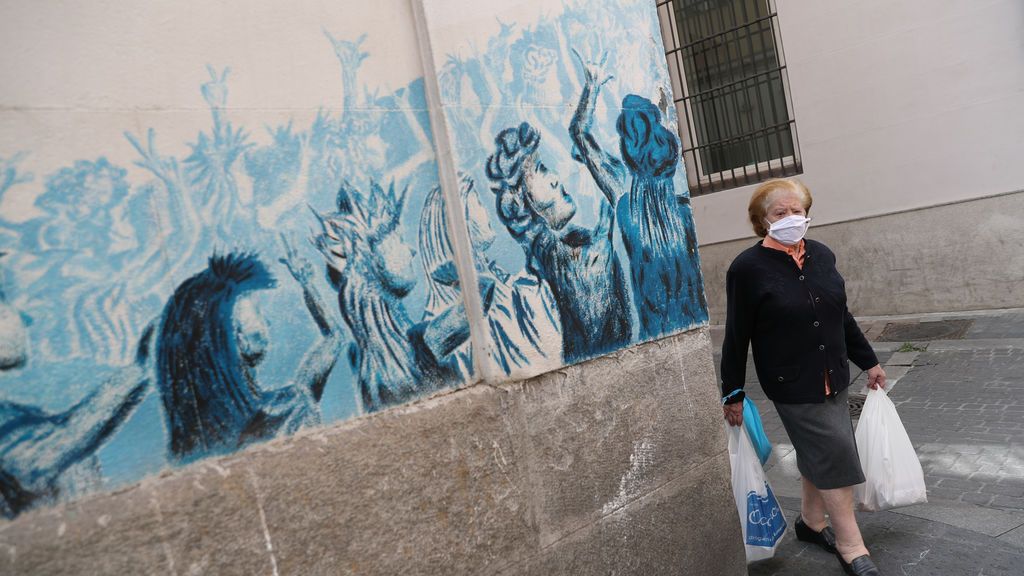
[794, 516, 837, 553]
[837, 554, 880, 576]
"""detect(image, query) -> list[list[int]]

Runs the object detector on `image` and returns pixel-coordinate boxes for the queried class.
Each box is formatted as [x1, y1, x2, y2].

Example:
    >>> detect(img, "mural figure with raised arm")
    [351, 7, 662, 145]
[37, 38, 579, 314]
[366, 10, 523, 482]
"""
[569, 51, 708, 340]
[0, 325, 153, 519]
[155, 243, 343, 464]
[486, 60, 632, 365]
[615, 94, 708, 336]
[312, 181, 489, 412]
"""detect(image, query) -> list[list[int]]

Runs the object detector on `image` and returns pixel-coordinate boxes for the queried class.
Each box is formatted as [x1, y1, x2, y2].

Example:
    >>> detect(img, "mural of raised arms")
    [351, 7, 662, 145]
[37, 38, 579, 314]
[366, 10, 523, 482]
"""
[486, 60, 632, 365]
[312, 180, 493, 412]
[568, 49, 708, 339]
[0, 325, 154, 519]
[155, 246, 344, 465]
[185, 66, 257, 246]
[419, 175, 560, 378]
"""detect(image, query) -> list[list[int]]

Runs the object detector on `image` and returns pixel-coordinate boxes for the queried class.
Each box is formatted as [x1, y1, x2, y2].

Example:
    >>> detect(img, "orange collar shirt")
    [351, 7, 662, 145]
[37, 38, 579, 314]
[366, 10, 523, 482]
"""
[762, 235, 806, 269]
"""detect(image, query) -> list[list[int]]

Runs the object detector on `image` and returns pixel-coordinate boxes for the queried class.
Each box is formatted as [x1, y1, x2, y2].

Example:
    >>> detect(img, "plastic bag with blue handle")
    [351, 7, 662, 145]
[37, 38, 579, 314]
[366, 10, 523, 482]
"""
[727, 422, 787, 563]
[743, 398, 772, 466]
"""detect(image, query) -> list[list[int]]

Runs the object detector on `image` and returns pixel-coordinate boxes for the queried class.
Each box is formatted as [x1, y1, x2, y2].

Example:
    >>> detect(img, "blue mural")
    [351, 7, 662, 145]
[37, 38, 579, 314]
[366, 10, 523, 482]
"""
[0, 30, 451, 517]
[419, 175, 561, 377]
[434, 1, 709, 371]
[616, 94, 708, 339]
[309, 179, 480, 412]
[155, 248, 342, 464]
[1, 325, 152, 518]
[0, 0, 708, 518]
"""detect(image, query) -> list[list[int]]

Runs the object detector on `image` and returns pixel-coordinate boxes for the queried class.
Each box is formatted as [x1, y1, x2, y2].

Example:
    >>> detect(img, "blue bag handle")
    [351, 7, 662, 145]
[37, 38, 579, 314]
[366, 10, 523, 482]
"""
[743, 398, 773, 466]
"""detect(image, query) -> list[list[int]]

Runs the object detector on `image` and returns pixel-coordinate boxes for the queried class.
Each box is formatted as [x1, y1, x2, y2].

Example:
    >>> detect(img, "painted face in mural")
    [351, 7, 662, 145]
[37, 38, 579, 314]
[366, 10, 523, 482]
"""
[234, 296, 270, 368]
[376, 231, 417, 297]
[524, 158, 576, 230]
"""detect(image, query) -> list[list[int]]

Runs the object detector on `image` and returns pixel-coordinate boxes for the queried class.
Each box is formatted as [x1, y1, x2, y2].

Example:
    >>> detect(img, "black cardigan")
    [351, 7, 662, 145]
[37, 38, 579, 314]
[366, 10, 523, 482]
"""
[720, 239, 878, 404]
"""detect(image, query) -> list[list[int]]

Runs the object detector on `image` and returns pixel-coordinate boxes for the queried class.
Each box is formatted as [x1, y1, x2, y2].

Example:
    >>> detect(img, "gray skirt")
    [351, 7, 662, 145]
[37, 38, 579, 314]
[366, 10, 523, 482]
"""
[773, 387, 865, 490]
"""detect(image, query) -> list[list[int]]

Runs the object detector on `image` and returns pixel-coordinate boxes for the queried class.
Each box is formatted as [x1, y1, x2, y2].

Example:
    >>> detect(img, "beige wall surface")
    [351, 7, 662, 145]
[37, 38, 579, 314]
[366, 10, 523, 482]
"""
[688, 0, 1024, 245]
[700, 191, 1024, 322]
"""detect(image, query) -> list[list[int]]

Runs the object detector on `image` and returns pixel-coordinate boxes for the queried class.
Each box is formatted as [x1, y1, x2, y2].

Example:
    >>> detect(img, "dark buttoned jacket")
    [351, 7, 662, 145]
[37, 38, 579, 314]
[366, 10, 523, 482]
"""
[720, 238, 878, 404]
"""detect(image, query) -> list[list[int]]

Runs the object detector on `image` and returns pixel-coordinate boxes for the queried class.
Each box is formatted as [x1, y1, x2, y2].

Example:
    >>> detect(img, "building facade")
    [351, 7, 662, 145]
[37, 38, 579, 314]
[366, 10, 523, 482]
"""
[658, 0, 1024, 320]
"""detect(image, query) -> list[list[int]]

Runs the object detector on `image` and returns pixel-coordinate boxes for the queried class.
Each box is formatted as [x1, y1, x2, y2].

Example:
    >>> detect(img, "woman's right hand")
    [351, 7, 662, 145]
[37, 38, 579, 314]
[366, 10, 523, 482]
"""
[723, 402, 744, 427]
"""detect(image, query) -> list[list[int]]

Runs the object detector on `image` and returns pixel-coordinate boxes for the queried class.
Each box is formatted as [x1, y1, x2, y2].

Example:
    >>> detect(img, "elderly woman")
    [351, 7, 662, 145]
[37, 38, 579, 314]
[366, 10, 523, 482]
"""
[720, 178, 886, 576]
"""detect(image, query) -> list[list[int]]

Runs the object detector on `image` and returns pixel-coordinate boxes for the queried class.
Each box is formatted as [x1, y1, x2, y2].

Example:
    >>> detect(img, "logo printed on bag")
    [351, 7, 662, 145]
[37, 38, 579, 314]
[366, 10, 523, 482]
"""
[746, 482, 786, 546]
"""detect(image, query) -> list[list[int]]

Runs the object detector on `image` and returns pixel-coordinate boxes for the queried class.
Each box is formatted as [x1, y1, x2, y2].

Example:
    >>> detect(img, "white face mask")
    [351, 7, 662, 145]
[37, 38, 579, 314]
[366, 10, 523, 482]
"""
[766, 215, 810, 245]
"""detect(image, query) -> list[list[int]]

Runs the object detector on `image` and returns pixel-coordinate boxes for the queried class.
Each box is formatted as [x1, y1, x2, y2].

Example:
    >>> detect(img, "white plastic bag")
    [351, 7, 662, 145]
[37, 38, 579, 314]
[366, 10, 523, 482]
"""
[727, 423, 787, 563]
[854, 387, 928, 511]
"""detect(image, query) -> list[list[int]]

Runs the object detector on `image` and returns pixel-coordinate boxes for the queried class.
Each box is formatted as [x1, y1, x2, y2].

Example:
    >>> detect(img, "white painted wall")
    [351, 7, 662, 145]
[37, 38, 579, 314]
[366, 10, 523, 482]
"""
[0, 0, 427, 222]
[689, 0, 1024, 245]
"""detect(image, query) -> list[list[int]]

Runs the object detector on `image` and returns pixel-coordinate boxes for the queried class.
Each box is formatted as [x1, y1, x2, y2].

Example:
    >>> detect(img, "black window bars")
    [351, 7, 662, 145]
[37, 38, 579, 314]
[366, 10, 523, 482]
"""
[657, 0, 802, 195]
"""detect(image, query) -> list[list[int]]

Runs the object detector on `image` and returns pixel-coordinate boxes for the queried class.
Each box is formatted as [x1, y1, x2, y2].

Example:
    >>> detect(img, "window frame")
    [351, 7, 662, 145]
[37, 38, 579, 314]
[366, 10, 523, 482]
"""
[657, 0, 802, 196]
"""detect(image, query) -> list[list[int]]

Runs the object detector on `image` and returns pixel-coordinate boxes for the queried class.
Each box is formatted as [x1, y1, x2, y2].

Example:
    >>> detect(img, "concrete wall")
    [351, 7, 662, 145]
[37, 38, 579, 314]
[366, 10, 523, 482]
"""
[700, 190, 1024, 322]
[0, 329, 745, 576]
[685, 0, 1024, 245]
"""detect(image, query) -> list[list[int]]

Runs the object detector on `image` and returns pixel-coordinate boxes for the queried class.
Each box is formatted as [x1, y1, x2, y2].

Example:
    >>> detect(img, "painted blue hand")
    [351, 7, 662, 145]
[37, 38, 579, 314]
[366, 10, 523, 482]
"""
[201, 65, 230, 109]
[570, 48, 613, 90]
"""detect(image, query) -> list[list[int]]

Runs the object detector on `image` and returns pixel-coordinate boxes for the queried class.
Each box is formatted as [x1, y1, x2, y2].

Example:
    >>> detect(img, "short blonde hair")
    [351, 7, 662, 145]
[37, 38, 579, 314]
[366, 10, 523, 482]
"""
[748, 178, 813, 237]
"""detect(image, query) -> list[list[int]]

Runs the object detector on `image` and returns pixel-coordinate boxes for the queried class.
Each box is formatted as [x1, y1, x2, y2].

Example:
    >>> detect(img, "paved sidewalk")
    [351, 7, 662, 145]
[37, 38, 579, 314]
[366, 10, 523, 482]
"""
[710, 308, 1024, 575]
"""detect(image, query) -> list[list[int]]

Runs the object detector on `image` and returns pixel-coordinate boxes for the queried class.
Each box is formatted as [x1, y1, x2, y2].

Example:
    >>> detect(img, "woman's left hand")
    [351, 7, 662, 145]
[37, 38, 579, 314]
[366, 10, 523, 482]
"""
[866, 364, 887, 390]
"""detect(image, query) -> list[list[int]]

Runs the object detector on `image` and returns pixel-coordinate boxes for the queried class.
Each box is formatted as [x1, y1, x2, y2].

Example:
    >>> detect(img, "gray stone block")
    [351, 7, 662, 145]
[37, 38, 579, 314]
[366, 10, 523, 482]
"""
[505, 330, 727, 549]
[882, 365, 911, 382]
[245, 384, 536, 576]
[147, 460, 275, 575]
[498, 452, 746, 576]
[890, 499, 1024, 537]
[764, 444, 802, 500]
[0, 481, 167, 575]
[885, 351, 920, 366]
[997, 523, 1024, 548]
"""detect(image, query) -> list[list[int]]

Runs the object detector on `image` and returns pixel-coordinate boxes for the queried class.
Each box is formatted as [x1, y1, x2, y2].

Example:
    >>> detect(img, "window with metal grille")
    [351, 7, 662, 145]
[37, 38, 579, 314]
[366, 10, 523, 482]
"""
[657, 0, 801, 195]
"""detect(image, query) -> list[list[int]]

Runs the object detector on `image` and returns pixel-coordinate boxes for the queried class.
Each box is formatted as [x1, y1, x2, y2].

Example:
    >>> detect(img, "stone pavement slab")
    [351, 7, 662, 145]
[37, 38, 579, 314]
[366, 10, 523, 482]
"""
[914, 338, 1024, 351]
[890, 500, 1024, 538]
[885, 351, 920, 366]
[998, 524, 1024, 548]
[763, 443, 801, 500]
[965, 311, 1024, 340]
[748, 496, 1024, 576]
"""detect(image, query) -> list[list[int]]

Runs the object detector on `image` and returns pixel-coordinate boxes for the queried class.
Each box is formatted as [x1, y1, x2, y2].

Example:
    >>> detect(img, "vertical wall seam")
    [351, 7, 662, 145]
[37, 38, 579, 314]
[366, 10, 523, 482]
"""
[410, 0, 493, 383]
